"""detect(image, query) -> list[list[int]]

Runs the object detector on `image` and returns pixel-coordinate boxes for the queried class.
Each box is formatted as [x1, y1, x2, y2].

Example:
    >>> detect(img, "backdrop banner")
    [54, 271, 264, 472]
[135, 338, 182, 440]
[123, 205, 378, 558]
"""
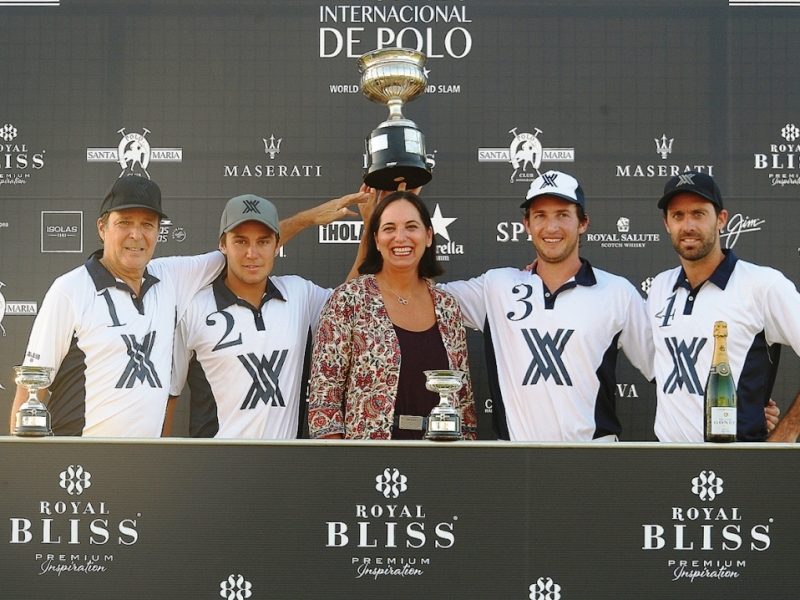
[1, 439, 798, 599]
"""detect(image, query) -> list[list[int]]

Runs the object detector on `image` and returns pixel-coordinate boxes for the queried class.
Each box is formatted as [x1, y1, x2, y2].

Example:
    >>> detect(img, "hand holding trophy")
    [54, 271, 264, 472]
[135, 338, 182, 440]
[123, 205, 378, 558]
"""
[12, 365, 54, 437]
[358, 48, 432, 191]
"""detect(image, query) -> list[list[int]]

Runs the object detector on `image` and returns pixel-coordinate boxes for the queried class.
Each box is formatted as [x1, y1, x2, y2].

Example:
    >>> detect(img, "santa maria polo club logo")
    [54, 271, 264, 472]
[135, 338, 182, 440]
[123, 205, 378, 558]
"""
[325, 468, 458, 580]
[641, 470, 773, 583]
[478, 127, 575, 184]
[754, 124, 800, 186]
[86, 128, 183, 179]
[615, 134, 714, 179]
[0, 280, 38, 338]
[8, 465, 142, 575]
[0, 123, 46, 185]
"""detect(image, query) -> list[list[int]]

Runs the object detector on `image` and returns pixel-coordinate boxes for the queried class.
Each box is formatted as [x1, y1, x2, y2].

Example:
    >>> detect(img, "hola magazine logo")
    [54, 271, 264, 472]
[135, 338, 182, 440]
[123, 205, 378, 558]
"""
[478, 127, 575, 184]
[86, 127, 183, 179]
[585, 216, 661, 249]
[616, 135, 714, 178]
[8, 464, 142, 576]
[326, 468, 458, 580]
[753, 124, 800, 186]
[641, 470, 773, 583]
[0, 124, 46, 185]
[224, 135, 322, 179]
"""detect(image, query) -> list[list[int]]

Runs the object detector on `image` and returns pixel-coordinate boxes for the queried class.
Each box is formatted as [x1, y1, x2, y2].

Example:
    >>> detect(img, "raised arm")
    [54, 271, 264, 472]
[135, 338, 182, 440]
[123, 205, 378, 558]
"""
[278, 190, 370, 247]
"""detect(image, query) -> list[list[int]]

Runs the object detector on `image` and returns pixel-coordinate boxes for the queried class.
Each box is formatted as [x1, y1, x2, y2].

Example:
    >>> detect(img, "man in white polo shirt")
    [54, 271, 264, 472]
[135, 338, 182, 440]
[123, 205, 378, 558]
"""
[171, 194, 345, 438]
[10, 177, 368, 437]
[439, 171, 655, 441]
[647, 171, 797, 442]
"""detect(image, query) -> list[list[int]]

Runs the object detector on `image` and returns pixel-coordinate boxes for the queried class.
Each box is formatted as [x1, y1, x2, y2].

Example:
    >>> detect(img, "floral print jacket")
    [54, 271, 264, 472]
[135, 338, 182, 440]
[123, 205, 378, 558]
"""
[308, 274, 477, 440]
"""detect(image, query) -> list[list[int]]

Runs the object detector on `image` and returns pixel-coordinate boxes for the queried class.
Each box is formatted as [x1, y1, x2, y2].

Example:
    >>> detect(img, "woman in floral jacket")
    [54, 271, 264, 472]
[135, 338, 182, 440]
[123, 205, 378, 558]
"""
[308, 191, 476, 440]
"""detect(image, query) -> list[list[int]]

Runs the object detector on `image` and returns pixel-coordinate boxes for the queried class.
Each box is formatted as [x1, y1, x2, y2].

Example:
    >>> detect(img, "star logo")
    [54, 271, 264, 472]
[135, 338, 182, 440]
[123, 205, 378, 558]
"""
[430, 204, 457, 242]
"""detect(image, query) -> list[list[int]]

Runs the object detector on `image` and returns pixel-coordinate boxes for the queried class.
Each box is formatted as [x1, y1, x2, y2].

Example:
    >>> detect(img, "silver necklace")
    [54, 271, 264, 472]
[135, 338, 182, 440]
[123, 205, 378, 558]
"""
[381, 280, 411, 305]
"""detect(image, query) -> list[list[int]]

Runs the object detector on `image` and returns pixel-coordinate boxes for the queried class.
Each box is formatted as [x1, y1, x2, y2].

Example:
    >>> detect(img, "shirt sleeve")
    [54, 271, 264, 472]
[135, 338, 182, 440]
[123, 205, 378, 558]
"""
[438, 273, 489, 331]
[304, 280, 334, 335]
[157, 251, 226, 319]
[22, 282, 77, 375]
[763, 272, 800, 355]
[619, 285, 655, 382]
[169, 313, 191, 397]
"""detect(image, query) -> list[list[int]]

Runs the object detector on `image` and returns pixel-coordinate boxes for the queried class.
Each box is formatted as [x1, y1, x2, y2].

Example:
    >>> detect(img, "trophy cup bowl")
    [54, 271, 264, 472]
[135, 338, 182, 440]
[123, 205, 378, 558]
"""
[424, 369, 464, 441]
[13, 365, 54, 437]
[358, 48, 432, 190]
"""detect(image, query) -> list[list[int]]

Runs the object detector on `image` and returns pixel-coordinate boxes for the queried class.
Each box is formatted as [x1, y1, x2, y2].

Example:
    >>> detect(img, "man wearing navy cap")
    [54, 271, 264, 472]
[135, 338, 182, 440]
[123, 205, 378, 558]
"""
[9, 175, 368, 437]
[438, 170, 655, 441]
[647, 171, 796, 442]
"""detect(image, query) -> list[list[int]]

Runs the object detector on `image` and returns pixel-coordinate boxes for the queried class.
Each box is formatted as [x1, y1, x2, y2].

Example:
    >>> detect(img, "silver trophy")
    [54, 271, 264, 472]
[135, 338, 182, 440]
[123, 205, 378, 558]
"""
[12, 365, 54, 437]
[424, 370, 464, 441]
[358, 48, 432, 191]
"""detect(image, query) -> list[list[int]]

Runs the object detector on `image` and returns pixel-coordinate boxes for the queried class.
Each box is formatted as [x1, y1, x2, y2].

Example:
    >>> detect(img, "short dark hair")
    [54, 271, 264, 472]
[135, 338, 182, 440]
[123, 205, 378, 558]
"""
[358, 191, 444, 278]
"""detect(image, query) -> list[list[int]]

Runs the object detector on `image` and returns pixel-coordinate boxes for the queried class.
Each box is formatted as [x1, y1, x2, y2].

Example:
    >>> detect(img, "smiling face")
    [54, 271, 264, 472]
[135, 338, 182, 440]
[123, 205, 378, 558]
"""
[98, 208, 160, 280]
[663, 192, 727, 263]
[523, 196, 588, 265]
[373, 199, 433, 274]
[220, 220, 278, 293]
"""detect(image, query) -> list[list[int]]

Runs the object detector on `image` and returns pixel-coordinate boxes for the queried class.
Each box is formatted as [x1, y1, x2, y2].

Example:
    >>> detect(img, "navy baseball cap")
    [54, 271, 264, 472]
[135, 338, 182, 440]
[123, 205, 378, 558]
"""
[521, 170, 585, 211]
[658, 171, 724, 210]
[219, 194, 281, 240]
[100, 175, 168, 219]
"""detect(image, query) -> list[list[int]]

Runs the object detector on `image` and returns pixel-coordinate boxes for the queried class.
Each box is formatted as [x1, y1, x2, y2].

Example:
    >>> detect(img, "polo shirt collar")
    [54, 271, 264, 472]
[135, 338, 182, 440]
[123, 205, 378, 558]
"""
[85, 249, 160, 295]
[532, 257, 598, 288]
[672, 249, 739, 292]
[211, 270, 285, 312]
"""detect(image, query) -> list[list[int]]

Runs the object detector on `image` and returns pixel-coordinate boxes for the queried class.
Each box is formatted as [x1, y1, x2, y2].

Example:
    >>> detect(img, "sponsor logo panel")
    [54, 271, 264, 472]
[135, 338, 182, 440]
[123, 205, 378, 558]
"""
[87, 128, 182, 179]
[615, 134, 713, 179]
[0, 124, 46, 186]
[641, 470, 773, 583]
[41, 211, 83, 253]
[753, 124, 800, 186]
[479, 127, 575, 184]
[8, 465, 142, 576]
[325, 468, 459, 580]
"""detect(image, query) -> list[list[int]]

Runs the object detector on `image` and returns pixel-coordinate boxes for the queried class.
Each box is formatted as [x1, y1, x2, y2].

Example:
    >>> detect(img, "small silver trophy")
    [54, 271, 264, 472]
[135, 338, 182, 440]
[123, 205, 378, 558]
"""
[12, 365, 54, 437]
[358, 48, 432, 191]
[424, 370, 464, 441]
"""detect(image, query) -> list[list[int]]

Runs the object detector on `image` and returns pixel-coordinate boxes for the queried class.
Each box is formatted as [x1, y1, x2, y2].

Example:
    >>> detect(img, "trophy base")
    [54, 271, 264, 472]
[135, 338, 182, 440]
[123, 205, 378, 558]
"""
[425, 416, 463, 442]
[13, 427, 53, 437]
[13, 406, 53, 437]
[364, 124, 432, 191]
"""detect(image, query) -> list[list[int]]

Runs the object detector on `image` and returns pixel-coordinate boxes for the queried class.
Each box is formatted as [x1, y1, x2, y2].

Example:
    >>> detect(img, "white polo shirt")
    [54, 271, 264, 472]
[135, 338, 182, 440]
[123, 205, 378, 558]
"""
[171, 273, 331, 439]
[441, 260, 654, 441]
[23, 250, 225, 437]
[647, 250, 800, 442]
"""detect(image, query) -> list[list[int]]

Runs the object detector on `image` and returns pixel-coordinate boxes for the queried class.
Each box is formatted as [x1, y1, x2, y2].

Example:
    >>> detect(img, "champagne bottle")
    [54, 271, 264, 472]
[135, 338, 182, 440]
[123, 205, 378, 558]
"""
[704, 321, 737, 443]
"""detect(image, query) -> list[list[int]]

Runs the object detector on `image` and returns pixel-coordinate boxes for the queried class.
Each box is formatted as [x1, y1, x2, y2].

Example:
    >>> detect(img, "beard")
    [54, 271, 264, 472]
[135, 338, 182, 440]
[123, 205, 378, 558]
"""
[670, 230, 718, 262]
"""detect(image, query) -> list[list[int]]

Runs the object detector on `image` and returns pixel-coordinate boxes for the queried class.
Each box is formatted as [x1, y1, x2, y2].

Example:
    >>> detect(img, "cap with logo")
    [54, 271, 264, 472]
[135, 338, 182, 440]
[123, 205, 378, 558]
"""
[100, 174, 168, 219]
[219, 194, 281, 239]
[520, 170, 586, 211]
[657, 171, 724, 210]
